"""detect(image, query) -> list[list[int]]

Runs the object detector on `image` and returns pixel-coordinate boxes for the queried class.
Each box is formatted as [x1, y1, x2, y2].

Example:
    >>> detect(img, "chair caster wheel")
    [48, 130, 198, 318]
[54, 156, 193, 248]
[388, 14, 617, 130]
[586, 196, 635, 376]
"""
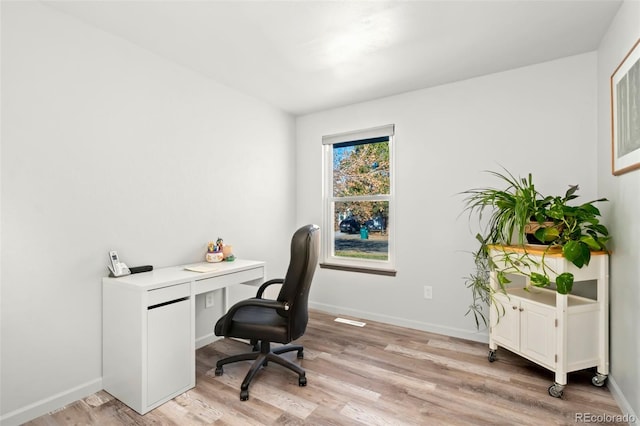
[548, 383, 564, 398]
[297, 350, 304, 359]
[592, 373, 607, 387]
[240, 390, 249, 401]
[215, 367, 223, 376]
[299, 376, 307, 387]
[488, 350, 497, 363]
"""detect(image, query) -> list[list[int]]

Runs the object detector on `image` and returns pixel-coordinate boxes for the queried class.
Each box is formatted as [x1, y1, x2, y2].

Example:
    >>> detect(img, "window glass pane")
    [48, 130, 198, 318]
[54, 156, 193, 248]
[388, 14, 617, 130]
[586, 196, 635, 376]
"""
[333, 139, 390, 197]
[334, 201, 389, 261]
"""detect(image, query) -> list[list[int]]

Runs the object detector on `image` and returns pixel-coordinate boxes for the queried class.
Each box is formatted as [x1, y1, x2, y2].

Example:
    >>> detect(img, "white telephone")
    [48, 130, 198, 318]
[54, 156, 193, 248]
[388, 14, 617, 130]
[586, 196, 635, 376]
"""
[108, 250, 131, 277]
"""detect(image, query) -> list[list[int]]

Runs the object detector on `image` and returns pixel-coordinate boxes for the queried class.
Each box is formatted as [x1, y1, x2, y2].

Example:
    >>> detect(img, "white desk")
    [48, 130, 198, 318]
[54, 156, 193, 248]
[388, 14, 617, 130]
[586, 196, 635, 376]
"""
[102, 259, 265, 414]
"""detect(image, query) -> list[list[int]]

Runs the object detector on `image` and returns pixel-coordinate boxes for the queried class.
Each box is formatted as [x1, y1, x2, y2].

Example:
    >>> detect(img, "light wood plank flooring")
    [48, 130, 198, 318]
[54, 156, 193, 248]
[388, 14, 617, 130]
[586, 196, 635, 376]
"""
[27, 310, 625, 425]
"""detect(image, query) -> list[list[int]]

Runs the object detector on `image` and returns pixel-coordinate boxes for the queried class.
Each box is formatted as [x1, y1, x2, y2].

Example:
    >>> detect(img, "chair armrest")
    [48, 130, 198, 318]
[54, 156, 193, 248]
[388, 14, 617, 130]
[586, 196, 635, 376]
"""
[218, 297, 288, 335]
[256, 278, 284, 298]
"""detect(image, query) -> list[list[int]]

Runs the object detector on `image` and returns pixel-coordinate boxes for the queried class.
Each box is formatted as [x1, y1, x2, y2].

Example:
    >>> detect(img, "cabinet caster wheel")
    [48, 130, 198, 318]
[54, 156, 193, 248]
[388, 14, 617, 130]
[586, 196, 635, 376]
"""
[297, 349, 304, 359]
[240, 390, 249, 401]
[548, 383, 564, 398]
[592, 373, 607, 387]
[488, 350, 497, 363]
[299, 376, 307, 387]
[215, 366, 223, 376]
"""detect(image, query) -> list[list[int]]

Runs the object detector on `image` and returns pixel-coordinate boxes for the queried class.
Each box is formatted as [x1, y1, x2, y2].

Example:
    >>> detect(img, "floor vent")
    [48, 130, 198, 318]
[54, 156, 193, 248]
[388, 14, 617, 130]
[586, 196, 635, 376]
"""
[334, 317, 366, 327]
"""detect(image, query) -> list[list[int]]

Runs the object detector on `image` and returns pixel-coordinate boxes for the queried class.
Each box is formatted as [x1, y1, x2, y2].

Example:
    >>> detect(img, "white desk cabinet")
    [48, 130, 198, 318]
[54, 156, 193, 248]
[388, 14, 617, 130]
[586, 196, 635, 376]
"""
[147, 293, 192, 406]
[488, 246, 609, 398]
[103, 260, 265, 414]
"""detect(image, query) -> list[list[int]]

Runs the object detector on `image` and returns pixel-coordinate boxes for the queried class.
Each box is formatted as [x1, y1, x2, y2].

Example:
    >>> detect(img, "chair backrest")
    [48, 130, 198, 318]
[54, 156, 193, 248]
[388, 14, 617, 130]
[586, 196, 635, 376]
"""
[277, 224, 320, 341]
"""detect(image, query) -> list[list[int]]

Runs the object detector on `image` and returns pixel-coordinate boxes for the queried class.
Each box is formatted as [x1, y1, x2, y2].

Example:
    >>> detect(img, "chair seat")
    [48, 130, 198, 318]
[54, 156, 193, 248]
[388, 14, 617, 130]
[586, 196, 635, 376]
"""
[215, 300, 289, 343]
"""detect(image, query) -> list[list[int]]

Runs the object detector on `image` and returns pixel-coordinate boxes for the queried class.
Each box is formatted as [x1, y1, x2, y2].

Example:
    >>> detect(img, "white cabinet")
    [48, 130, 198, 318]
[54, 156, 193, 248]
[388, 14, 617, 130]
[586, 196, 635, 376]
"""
[147, 297, 192, 406]
[519, 298, 557, 368]
[492, 292, 557, 368]
[490, 292, 520, 351]
[488, 246, 609, 397]
[103, 281, 194, 414]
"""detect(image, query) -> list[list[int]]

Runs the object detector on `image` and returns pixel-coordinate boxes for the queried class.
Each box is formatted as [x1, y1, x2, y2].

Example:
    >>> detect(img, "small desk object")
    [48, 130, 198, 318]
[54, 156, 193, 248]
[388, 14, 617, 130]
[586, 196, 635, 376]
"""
[487, 245, 609, 398]
[102, 259, 265, 414]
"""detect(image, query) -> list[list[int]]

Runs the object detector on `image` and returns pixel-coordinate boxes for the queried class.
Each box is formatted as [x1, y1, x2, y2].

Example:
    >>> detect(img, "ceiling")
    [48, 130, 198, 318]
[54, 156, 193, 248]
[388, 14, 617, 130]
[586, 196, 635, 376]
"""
[43, 0, 622, 116]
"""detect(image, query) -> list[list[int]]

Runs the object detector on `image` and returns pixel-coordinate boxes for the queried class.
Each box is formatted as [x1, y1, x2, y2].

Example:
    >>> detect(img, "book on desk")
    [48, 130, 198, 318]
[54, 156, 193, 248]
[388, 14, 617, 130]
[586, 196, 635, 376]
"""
[184, 263, 219, 273]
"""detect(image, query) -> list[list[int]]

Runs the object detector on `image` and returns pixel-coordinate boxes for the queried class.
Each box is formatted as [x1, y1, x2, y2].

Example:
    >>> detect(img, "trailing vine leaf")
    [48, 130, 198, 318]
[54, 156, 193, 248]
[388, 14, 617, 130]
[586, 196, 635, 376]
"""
[497, 271, 511, 286]
[590, 224, 609, 236]
[556, 273, 574, 294]
[580, 235, 601, 251]
[530, 272, 550, 288]
[579, 203, 601, 216]
[535, 226, 560, 243]
[546, 203, 565, 220]
[563, 240, 591, 267]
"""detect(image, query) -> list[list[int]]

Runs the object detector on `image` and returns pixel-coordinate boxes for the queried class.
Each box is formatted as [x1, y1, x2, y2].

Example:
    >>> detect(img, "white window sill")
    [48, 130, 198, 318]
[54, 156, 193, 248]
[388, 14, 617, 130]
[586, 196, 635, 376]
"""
[319, 263, 397, 276]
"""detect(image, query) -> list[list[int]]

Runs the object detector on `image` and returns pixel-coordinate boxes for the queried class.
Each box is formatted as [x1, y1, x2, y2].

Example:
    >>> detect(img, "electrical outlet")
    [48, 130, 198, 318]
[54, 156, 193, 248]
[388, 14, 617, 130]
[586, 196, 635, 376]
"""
[423, 286, 433, 299]
[205, 292, 215, 308]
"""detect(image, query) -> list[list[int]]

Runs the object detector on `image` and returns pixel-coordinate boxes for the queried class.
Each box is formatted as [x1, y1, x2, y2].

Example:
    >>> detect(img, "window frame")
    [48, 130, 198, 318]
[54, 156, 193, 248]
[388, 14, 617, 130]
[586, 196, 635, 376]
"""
[320, 125, 396, 276]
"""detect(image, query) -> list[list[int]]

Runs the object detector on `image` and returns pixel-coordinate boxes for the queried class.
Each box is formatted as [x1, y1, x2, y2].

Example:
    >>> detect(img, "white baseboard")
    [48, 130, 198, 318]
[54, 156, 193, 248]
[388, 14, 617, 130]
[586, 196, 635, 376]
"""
[607, 376, 639, 425]
[196, 332, 222, 349]
[309, 302, 489, 344]
[0, 378, 102, 426]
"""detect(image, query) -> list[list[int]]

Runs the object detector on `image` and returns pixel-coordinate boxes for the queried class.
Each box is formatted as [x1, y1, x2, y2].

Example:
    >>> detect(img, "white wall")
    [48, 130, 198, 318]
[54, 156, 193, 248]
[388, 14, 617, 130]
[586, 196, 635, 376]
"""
[0, 2, 295, 424]
[3, 0, 636, 423]
[597, 0, 640, 421]
[297, 53, 599, 340]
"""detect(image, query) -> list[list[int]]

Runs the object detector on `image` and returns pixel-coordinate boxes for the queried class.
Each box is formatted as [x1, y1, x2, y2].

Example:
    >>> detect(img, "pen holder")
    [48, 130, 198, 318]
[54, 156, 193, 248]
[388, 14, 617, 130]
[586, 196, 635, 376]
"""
[205, 252, 224, 263]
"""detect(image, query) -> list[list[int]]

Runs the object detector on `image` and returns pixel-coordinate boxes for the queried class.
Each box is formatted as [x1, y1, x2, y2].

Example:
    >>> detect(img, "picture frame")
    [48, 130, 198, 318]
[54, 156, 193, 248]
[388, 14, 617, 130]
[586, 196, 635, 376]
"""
[611, 38, 640, 176]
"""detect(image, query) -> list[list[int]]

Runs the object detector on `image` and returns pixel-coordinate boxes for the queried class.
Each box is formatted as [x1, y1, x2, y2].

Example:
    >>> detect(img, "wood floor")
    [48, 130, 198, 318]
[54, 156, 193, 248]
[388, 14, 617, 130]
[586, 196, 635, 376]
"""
[27, 310, 625, 425]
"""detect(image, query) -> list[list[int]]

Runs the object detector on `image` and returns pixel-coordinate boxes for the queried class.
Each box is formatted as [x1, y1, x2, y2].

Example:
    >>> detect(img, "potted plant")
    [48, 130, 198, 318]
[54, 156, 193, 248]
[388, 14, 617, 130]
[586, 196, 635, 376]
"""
[460, 168, 610, 328]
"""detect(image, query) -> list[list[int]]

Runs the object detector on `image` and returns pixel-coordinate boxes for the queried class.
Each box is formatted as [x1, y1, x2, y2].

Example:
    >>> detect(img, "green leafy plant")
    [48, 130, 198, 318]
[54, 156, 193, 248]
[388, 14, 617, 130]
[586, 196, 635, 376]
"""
[461, 169, 539, 245]
[461, 168, 610, 328]
[527, 184, 609, 267]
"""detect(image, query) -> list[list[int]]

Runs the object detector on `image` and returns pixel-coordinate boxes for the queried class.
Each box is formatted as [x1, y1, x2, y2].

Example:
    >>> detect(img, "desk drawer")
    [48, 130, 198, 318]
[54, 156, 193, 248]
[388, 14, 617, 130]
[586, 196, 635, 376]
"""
[196, 267, 264, 294]
[147, 283, 190, 307]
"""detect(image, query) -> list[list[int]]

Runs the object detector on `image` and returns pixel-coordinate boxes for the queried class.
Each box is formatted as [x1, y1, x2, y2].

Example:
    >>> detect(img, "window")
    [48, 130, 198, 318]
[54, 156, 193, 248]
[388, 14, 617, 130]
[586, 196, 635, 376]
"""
[321, 125, 395, 275]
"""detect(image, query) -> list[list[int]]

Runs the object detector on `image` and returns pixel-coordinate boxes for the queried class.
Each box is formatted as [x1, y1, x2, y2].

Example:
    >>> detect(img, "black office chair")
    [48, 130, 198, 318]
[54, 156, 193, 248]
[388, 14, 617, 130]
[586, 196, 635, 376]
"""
[213, 224, 320, 401]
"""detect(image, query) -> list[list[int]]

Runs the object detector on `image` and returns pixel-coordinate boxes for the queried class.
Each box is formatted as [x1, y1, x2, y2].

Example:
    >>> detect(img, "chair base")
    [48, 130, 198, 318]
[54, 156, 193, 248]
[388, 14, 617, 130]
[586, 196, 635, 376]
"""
[215, 340, 306, 401]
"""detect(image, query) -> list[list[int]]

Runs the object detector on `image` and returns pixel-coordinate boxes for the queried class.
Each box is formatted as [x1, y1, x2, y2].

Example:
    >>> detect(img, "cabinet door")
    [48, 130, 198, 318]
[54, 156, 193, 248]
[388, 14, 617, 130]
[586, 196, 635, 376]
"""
[520, 300, 556, 368]
[491, 293, 519, 352]
[147, 298, 192, 407]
